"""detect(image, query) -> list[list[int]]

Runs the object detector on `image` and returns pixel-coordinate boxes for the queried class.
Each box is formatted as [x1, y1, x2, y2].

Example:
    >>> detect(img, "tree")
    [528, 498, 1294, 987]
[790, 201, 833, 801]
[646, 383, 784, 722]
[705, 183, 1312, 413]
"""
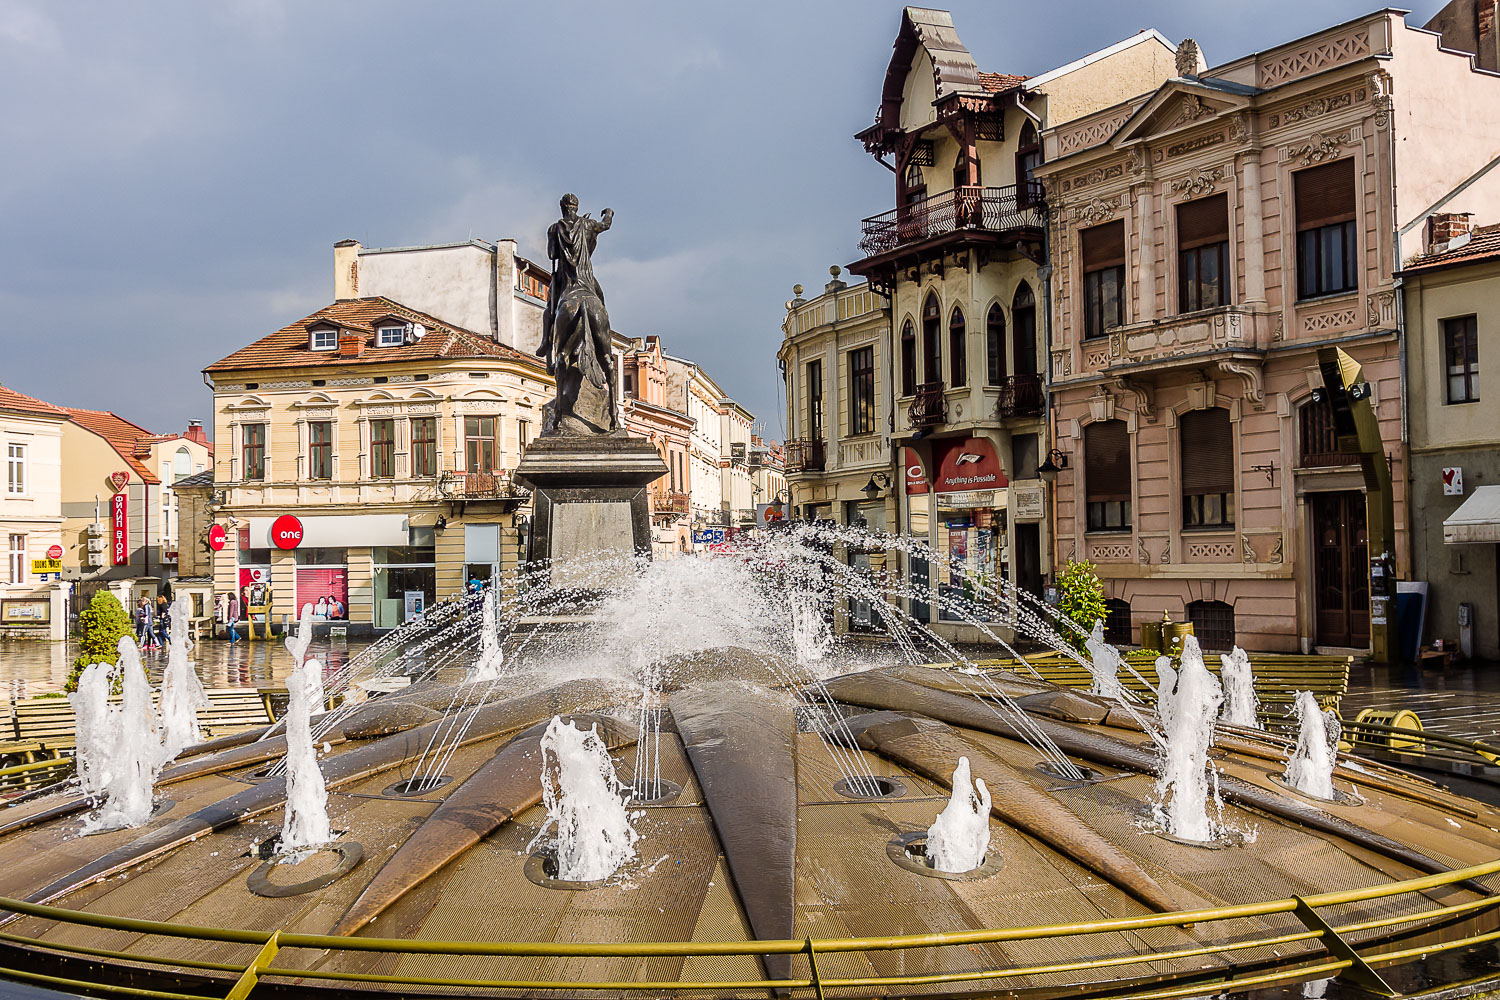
[66, 591, 136, 693]
[1056, 559, 1108, 653]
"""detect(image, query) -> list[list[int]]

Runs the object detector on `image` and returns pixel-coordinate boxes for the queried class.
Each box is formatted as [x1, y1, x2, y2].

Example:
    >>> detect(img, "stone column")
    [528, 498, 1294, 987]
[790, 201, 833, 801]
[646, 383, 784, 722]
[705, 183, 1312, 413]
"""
[1241, 149, 1266, 306]
[1134, 184, 1155, 323]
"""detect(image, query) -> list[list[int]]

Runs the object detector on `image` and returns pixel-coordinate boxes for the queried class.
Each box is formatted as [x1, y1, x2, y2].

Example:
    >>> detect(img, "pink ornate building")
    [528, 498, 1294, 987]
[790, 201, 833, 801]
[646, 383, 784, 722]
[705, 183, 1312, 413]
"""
[1037, 7, 1500, 652]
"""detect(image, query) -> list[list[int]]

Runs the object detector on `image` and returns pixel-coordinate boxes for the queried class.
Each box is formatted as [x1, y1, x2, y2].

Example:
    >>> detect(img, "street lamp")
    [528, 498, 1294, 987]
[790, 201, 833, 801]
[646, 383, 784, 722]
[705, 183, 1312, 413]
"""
[769, 489, 790, 519]
[1037, 448, 1069, 481]
[861, 472, 893, 500]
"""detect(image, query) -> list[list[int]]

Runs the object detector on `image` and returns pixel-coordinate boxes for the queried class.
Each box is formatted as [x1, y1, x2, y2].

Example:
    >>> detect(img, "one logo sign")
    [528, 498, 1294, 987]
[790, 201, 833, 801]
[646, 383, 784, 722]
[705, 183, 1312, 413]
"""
[270, 514, 304, 549]
[1443, 467, 1464, 496]
[110, 493, 129, 566]
[45, 544, 63, 560]
[208, 524, 228, 552]
[108, 471, 129, 493]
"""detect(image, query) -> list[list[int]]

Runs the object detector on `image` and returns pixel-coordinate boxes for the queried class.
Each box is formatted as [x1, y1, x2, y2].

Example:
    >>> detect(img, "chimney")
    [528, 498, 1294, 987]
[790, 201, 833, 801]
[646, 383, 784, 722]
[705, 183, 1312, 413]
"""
[338, 333, 365, 358]
[1427, 212, 1474, 250]
[1175, 38, 1204, 77]
[334, 239, 362, 300]
[494, 238, 519, 348]
[184, 420, 208, 446]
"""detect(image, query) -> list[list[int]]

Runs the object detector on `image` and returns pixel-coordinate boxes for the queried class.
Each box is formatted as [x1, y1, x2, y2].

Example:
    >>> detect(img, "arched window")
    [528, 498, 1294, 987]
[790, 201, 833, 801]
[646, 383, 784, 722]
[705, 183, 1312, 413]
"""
[1016, 121, 1042, 206]
[952, 151, 979, 190]
[1187, 600, 1235, 651]
[1103, 598, 1132, 645]
[1181, 408, 1234, 529]
[986, 304, 1006, 386]
[900, 320, 917, 396]
[948, 306, 967, 387]
[904, 162, 926, 206]
[172, 446, 192, 483]
[1012, 283, 1037, 376]
[1085, 420, 1131, 531]
[922, 293, 942, 388]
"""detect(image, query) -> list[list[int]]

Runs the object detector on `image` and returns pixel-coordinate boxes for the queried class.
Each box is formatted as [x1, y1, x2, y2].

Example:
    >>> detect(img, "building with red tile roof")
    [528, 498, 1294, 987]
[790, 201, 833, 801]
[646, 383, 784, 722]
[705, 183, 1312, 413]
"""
[0, 385, 67, 639]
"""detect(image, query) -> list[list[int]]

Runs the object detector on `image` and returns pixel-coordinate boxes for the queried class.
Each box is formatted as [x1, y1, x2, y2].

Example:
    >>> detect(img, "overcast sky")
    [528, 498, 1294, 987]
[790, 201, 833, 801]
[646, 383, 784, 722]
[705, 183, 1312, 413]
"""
[0, 0, 1443, 441]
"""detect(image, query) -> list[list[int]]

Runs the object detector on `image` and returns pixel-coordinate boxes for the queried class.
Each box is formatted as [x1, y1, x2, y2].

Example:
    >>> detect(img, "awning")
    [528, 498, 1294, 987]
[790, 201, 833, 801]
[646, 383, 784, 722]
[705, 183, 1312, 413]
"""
[1443, 485, 1500, 544]
[247, 513, 410, 549]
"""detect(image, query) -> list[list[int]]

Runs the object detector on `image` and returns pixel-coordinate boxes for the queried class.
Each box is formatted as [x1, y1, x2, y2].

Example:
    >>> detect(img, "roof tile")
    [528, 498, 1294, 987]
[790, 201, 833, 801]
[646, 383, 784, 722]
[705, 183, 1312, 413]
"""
[1403, 226, 1500, 273]
[0, 385, 68, 420]
[64, 408, 160, 483]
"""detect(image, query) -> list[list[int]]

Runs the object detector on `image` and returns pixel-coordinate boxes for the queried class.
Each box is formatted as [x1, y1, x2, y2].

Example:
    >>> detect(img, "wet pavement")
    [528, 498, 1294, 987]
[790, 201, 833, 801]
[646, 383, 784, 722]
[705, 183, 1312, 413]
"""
[1344, 660, 1500, 741]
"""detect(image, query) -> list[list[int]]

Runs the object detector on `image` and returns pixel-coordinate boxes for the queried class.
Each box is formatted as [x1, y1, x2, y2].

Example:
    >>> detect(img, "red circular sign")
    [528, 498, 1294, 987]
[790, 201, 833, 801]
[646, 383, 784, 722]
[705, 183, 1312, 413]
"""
[270, 514, 304, 550]
[46, 544, 63, 560]
[207, 524, 228, 552]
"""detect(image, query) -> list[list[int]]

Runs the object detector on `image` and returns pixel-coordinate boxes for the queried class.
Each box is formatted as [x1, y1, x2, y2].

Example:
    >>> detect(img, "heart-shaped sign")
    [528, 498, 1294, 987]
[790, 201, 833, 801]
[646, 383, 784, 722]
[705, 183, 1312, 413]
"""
[108, 471, 130, 493]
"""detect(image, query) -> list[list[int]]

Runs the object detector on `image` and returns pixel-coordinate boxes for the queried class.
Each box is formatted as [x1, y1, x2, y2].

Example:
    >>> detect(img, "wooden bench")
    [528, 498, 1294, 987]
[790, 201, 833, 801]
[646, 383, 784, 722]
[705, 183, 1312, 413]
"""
[0, 687, 275, 764]
[927, 650, 1353, 727]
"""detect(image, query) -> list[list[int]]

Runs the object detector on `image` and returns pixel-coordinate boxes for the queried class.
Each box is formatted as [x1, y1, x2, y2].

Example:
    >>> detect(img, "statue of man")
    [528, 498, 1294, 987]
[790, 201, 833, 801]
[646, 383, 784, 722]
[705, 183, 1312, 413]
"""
[536, 194, 618, 434]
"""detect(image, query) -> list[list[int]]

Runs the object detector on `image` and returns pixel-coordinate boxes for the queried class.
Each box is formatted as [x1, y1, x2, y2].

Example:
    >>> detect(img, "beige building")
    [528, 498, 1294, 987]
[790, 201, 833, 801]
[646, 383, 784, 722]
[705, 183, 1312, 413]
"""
[1037, 6, 1500, 653]
[0, 386, 67, 640]
[203, 292, 547, 635]
[620, 336, 694, 558]
[828, 8, 1178, 640]
[1401, 219, 1500, 660]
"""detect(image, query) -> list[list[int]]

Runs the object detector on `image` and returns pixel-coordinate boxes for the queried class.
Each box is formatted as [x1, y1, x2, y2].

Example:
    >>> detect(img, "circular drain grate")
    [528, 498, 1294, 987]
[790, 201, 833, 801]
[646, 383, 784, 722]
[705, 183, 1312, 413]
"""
[834, 775, 906, 800]
[886, 832, 1003, 880]
[382, 775, 453, 797]
[523, 848, 612, 891]
[1036, 760, 1105, 782]
[628, 778, 682, 806]
[247, 842, 364, 898]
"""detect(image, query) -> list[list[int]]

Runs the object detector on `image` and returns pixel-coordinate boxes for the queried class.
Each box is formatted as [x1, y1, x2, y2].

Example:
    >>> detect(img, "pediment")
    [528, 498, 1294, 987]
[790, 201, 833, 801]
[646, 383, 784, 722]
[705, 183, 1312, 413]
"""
[1113, 81, 1254, 145]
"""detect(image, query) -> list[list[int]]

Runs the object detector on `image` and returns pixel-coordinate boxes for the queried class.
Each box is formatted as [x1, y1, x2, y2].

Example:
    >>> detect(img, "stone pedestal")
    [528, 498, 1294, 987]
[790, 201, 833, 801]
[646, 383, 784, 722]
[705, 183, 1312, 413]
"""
[513, 434, 668, 589]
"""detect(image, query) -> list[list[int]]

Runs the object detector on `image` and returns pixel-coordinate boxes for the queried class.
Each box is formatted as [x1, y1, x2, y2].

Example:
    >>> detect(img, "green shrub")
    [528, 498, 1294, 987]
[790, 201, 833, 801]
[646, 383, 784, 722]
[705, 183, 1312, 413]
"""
[1056, 559, 1108, 652]
[66, 591, 136, 693]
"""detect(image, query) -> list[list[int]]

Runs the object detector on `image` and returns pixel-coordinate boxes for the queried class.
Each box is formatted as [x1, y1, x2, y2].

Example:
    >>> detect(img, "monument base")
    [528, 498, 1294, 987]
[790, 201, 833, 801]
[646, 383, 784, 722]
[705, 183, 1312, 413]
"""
[513, 435, 669, 590]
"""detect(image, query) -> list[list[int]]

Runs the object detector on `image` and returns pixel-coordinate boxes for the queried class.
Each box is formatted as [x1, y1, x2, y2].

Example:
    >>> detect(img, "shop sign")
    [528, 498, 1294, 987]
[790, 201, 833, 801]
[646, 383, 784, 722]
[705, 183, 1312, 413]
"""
[108, 471, 129, 493]
[270, 514, 304, 550]
[934, 438, 1007, 494]
[937, 490, 996, 509]
[30, 559, 62, 575]
[904, 449, 928, 495]
[693, 527, 726, 545]
[754, 503, 784, 529]
[110, 493, 129, 565]
[1443, 467, 1464, 496]
[0, 599, 50, 625]
[46, 544, 63, 560]
[208, 524, 228, 551]
[1012, 482, 1046, 520]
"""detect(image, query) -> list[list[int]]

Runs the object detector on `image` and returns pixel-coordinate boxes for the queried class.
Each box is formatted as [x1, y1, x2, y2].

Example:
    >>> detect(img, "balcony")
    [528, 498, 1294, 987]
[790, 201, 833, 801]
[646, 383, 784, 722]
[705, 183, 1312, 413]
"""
[908, 382, 946, 429]
[783, 438, 826, 474]
[857, 183, 1045, 260]
[1059, 307, 1272, 381]
[652, 489, 691, 516]
[997, 373, 1044, 419]
[438, 470, 527, 501]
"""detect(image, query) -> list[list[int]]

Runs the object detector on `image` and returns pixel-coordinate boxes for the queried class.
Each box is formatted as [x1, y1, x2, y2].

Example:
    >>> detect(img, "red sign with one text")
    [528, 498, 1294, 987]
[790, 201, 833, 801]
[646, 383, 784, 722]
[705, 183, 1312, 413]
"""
[208, 524, 228, 552]
[110, 493, 129, 566]
[270, 514, 304, 550]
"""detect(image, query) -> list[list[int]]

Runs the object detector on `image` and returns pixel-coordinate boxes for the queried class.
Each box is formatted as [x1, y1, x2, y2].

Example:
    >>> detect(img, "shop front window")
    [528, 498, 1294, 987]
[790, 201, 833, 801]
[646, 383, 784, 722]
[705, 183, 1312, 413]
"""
[937, 507, 1001, 622]
[295, 548, 348, 620]
[373, 541, 436, 630]
[845, 500, 886, 632]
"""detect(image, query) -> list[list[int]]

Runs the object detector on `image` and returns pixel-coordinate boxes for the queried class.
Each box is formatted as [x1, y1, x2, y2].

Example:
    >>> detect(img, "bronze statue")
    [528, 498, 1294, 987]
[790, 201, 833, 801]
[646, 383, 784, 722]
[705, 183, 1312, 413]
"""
[537, 194, 618, 435]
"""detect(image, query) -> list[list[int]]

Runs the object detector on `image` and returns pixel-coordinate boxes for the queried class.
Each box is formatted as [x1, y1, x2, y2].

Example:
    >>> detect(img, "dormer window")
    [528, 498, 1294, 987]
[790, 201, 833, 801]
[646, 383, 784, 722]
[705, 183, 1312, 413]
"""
[377, 325, 405, 348]
[309, 326, 338, 351]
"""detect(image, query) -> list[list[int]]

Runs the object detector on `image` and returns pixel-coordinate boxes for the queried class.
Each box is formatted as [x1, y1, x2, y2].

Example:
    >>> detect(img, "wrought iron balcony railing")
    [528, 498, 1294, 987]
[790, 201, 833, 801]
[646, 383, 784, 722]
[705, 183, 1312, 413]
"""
[783, 437, 826, 474]
[437, 470, 526, 500]
[859, 182, 1045, 258]
[908, 381, 946, 428]
[652, 489, 691, 516]
[997, 373, 1045, 419]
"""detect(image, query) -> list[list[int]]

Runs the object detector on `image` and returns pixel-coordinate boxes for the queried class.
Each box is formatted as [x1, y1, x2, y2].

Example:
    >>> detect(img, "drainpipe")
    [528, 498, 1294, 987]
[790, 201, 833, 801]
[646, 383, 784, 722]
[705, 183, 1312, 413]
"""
[1039, 225, 1056, 586]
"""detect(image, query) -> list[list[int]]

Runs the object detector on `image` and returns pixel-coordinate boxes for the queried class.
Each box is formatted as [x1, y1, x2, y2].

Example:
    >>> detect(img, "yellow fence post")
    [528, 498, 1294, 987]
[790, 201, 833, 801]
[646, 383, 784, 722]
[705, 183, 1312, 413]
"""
[224, 931, 280, 1000]
[804, 937, 825, 1000]
[1291, 897, 1395, 997]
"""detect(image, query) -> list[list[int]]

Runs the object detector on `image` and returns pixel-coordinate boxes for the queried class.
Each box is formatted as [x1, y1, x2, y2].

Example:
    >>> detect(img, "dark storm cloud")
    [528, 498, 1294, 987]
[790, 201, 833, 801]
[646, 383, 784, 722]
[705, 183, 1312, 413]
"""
[0, 0, 1438, 438]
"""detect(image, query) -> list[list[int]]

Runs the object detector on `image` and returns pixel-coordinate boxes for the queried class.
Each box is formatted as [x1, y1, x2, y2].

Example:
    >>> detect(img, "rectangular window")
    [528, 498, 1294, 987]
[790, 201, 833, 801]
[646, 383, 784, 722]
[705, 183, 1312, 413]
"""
[308, 421, 333, 480]
[1084, 420, 1132, 532]
[806, 360, 823, 439]
[310, 328, 337, 351]
[1177, 194, 1230, 312]
[1444, 315, 1480, 404]
[377, 325, 404, 347]
[1181, 408, 1235, 529]
[7, 534, 24, 584]
[6, 443, 24, 495]
[242, 423, 266, 480]
[411, 417, 437, 476]
[848, 346, 875, 436]
[1081, 220, 1126, 339]
[1295, 159, 1358, 299]
[465, 416, 497, 473]
[518, 419, 531, 450]
[370, 419, 395, 478]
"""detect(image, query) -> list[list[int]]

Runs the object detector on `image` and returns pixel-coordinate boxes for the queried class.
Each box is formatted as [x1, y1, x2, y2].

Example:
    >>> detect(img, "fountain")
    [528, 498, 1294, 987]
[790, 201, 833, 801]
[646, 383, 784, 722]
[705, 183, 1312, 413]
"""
[1285, 690, 1341, 799]
[77, 639, 167, 832]
[527, 716, 637, 881]
[1082, 620, 1124, 700]
[1219, 645, 1260, 729]
[924, 756, 991, 873]
[1152, 635, 1224, 842]
[159, 595, 208, 758]
[2, 199, 1498, 999]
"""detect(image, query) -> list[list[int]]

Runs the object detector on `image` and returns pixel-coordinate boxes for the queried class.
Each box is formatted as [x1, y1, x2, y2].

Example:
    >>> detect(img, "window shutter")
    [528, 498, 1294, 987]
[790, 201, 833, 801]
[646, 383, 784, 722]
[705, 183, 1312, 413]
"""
[1085, 420, 1131, 502]
[1081, 220, 1126, 270]
[1176, 194, 1229, 250]
[1180, 408, 1234, 494]
[1294, 160, 1356, 230]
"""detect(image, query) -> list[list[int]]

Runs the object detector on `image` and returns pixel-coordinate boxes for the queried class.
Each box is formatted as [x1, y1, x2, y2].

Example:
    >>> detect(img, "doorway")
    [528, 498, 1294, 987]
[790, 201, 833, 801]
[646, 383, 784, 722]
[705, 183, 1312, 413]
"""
[1014, 522, 1042, 597]
[1311, 490, 1369, 648]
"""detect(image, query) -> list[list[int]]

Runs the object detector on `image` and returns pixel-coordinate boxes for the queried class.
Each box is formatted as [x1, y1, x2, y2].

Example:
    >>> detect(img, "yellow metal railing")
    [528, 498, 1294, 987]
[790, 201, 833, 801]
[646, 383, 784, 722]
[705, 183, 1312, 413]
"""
[0, 858, 1493, 998]
[0, 757, 73, 794]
